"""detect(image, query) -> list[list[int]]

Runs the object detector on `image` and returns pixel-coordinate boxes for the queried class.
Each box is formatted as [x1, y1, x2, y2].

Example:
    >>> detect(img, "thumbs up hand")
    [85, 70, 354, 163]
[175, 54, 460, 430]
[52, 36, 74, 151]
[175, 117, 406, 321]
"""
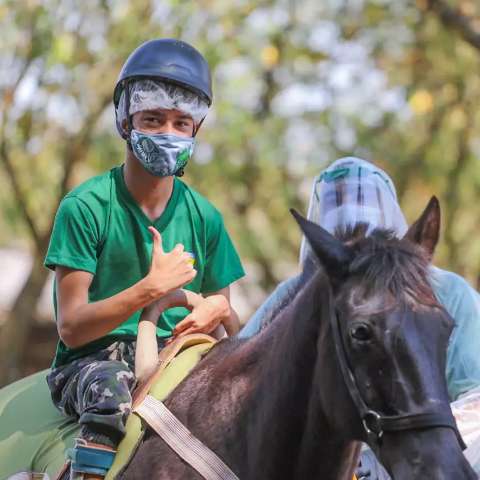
[145, 226, 196, 299]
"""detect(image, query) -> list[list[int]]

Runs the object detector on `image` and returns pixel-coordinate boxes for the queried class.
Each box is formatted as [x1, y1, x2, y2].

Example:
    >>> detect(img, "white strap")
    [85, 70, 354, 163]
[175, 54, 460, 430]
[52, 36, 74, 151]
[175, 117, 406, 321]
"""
[135, 395, 239, 480]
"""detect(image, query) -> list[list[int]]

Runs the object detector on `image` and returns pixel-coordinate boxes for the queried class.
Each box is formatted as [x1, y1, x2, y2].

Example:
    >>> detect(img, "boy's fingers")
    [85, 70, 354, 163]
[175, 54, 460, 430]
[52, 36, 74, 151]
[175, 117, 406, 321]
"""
[172, 243, 185, 254]
[174, 326, 198, 338]
[172, 316, 194, 336]
[169, 325, 198, 343]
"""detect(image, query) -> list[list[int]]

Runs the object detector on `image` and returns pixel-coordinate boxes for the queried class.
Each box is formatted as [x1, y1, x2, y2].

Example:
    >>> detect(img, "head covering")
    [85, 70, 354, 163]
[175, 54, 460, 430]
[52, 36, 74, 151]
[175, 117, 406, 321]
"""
[116, 79, 209, 129]
[299, 157, 408, 264]
[114, 39, 212, 108]
[113, 38, 212, 140]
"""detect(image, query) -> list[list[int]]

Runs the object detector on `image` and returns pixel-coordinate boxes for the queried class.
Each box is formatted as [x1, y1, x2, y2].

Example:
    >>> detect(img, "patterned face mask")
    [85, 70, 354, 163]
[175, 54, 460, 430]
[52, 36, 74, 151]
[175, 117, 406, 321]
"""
[130, 129, 195, 177]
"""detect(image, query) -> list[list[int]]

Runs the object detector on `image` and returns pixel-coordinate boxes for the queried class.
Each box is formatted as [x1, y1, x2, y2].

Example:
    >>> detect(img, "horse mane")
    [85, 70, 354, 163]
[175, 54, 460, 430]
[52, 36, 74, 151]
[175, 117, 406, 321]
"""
[294, 223, 437, 308]
[336, 223, 438, 307]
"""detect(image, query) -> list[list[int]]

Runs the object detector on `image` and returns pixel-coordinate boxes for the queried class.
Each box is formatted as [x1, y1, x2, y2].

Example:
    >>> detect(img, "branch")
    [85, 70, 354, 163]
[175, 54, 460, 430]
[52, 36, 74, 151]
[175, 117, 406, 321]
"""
[426, 0, 480, 51]
[0, 138, 42, 248]
[40, 93, 113, 242]
[443, 83, 473, 268]
[0, 38, 43, 248]
[57, 94, 112, 200]
[0, 10, 50, 250]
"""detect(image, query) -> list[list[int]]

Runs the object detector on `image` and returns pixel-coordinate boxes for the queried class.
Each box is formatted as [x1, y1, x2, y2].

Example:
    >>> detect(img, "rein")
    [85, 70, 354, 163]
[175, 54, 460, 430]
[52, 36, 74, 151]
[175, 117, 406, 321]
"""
[329, 296, 467, 453]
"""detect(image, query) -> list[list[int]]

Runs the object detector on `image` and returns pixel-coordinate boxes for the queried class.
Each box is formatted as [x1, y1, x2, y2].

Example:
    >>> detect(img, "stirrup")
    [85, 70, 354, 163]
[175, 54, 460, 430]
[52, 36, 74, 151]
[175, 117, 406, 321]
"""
[68, 439, 116, 478]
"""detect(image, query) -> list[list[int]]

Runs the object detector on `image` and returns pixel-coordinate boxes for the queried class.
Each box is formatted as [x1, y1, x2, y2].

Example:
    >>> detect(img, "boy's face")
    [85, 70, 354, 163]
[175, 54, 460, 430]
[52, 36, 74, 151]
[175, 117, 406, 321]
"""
[131, 108, 195, 137]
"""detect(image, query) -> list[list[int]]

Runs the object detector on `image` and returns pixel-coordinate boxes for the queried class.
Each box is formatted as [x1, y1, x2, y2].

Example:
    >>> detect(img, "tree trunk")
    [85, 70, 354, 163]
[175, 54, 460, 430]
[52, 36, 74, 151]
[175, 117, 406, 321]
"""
[0, 247, 51, 387]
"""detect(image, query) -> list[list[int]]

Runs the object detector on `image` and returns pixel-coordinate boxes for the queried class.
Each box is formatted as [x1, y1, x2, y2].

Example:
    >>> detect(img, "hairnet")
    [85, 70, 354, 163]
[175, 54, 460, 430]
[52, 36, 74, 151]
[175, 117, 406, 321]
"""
[299, 157, 408, 264]
[116, 79, 209, 129]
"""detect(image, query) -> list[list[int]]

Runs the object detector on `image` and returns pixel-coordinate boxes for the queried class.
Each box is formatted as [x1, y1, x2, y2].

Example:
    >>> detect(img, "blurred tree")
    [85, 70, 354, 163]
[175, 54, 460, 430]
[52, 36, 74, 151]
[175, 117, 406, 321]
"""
[352, 0, 480, 282]
[1, 0, 480, 384]
[426, 0, 480, 51]
[0, 0, 160, 384]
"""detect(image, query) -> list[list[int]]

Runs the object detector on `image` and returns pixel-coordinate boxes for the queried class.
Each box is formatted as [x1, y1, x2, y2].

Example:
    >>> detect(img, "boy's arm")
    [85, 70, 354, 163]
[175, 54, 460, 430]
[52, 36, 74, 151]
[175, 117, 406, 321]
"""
[205, 286, 240, 335]
[134, 286, 239, 381]
[56, 227, 196, 349]
[135, 289, 211, 382]
[168, 286, 240, 340]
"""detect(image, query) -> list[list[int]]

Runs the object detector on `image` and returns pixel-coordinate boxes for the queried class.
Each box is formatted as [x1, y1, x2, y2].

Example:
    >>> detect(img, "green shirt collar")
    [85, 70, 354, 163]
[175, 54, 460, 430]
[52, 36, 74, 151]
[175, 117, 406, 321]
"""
[114, 165, 181, 230]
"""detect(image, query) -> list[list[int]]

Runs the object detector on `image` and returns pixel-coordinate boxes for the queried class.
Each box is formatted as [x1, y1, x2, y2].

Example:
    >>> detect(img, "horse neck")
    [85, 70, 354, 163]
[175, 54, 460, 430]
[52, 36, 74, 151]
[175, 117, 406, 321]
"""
[141, 272, 357, 480]
[295, 328, 361, 480]
[245, 272, 356, 479]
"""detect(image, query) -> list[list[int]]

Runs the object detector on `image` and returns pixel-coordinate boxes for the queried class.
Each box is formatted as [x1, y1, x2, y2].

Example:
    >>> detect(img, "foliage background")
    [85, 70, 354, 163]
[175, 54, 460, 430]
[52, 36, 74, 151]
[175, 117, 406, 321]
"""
[0, 0, 479, 385]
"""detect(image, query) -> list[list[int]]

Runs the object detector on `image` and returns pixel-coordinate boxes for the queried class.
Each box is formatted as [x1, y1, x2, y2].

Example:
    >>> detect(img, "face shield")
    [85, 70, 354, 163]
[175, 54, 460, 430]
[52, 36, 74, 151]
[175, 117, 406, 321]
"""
[299, 157, 408, 264]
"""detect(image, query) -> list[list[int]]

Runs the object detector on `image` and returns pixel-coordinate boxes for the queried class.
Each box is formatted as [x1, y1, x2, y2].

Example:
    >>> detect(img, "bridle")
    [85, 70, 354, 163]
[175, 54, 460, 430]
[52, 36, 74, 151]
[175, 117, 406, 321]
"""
[329, 300, 466, 453]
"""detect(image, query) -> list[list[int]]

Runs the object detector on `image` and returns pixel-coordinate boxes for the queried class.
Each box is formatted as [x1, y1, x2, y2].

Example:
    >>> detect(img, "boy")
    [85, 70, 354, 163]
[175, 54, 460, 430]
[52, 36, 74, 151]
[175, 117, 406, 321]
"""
[45, 39, 244, 479]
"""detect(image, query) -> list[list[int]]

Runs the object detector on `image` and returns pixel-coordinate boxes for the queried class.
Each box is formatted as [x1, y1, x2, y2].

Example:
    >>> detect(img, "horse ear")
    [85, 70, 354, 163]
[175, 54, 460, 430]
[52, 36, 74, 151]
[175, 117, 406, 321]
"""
[290, 209, 352, 280]
[403, 196, 440, 260]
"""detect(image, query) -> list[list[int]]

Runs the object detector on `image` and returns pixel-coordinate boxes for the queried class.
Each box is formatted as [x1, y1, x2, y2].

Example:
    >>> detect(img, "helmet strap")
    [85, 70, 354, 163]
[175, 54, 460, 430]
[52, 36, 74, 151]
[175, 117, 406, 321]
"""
[193, 116, 205, 137]
[124, 81, 134, 150]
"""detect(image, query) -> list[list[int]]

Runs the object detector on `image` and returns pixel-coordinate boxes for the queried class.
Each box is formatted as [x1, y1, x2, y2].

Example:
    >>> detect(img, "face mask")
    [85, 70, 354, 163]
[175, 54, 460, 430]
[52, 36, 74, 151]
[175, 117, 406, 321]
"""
[130, 129, 195, 177]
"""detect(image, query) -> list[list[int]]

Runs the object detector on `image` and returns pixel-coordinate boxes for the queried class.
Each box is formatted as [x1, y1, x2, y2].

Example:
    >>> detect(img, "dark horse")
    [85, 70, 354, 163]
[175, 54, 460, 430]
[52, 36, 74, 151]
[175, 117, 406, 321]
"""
[122, 198, 476, 479]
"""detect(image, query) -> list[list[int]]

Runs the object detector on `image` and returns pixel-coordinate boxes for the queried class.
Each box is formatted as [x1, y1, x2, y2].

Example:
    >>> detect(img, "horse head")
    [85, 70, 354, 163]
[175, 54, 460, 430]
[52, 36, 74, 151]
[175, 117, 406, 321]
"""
[293, 197, 476, 479]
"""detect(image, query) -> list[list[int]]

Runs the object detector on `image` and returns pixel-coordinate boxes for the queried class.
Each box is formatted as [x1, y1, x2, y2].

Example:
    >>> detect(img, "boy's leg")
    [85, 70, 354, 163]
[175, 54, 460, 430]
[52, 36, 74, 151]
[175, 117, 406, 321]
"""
[48, 357, 136, 478]
[74, 360, 135, 447]
[49, 358, 136, 447]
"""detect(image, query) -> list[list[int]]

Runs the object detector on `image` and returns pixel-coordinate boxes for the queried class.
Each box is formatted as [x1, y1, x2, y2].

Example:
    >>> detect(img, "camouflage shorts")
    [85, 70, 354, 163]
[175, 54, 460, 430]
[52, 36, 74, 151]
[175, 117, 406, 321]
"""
[46, 339, 163, 448]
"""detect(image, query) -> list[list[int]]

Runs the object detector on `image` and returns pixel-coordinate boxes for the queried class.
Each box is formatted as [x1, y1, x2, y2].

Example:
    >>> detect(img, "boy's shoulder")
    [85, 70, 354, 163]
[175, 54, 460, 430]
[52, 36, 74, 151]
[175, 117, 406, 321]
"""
[64, 168, 116, 206]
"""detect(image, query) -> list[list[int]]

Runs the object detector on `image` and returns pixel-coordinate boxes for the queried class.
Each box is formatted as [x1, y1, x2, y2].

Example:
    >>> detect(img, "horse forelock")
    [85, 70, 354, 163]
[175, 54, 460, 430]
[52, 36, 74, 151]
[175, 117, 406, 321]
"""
[335, 224, 438, 308]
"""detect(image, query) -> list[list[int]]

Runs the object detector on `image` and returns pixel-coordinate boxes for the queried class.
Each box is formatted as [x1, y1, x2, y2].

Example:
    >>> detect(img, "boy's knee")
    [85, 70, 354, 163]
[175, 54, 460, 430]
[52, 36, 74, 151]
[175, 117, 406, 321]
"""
[76, 361, 135, 419]
[80, 361, 135, 394]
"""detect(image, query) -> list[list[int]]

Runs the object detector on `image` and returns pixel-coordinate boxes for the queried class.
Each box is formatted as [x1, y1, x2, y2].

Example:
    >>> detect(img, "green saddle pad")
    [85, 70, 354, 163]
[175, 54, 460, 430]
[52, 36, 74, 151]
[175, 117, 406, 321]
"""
[0, 342, 212, 480]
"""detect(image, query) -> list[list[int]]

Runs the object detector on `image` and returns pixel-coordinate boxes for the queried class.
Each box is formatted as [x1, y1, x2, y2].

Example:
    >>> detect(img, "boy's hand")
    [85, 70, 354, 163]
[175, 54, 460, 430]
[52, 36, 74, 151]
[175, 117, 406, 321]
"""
[142, 289, 203, 322]
[145, 227, 196, 298]
[170, 295, 231, 340]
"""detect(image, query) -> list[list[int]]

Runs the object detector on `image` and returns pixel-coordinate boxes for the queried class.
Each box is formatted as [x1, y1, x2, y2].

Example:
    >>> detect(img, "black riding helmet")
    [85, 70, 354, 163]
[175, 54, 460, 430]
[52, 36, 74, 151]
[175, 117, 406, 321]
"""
[114, 38, 212, 140]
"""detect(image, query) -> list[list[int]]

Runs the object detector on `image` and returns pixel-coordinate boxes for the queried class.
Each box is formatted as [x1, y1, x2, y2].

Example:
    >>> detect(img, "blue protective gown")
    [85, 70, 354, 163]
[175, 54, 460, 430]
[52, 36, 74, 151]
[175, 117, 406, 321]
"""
[431, 267, 480, 400]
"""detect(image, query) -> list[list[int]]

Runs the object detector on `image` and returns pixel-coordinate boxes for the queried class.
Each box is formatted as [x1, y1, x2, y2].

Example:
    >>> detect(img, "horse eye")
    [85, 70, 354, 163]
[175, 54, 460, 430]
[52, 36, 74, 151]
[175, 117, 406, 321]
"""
[350, 323, 372, 341]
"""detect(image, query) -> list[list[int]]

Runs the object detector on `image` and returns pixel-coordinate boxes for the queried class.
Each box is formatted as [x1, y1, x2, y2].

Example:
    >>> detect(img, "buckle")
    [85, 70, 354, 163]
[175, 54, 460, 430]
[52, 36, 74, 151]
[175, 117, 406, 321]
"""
[362, 410, 383, 439]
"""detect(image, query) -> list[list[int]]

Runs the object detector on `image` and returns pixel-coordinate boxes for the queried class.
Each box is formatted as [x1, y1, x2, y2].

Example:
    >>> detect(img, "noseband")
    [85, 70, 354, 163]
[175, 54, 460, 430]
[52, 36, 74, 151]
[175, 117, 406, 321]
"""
[329, 302, 466, 452]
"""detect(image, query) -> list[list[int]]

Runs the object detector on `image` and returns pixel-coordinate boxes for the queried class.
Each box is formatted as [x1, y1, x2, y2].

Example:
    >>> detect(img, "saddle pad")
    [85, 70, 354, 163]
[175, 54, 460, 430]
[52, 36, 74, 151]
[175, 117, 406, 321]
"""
[106, 341, 214, 479]
[0, 340, 214, 480]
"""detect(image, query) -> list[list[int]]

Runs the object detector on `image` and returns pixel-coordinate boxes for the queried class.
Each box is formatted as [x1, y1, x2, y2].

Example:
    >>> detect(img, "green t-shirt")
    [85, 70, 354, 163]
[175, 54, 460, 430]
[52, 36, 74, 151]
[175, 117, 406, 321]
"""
[45, 166, 245, 367]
